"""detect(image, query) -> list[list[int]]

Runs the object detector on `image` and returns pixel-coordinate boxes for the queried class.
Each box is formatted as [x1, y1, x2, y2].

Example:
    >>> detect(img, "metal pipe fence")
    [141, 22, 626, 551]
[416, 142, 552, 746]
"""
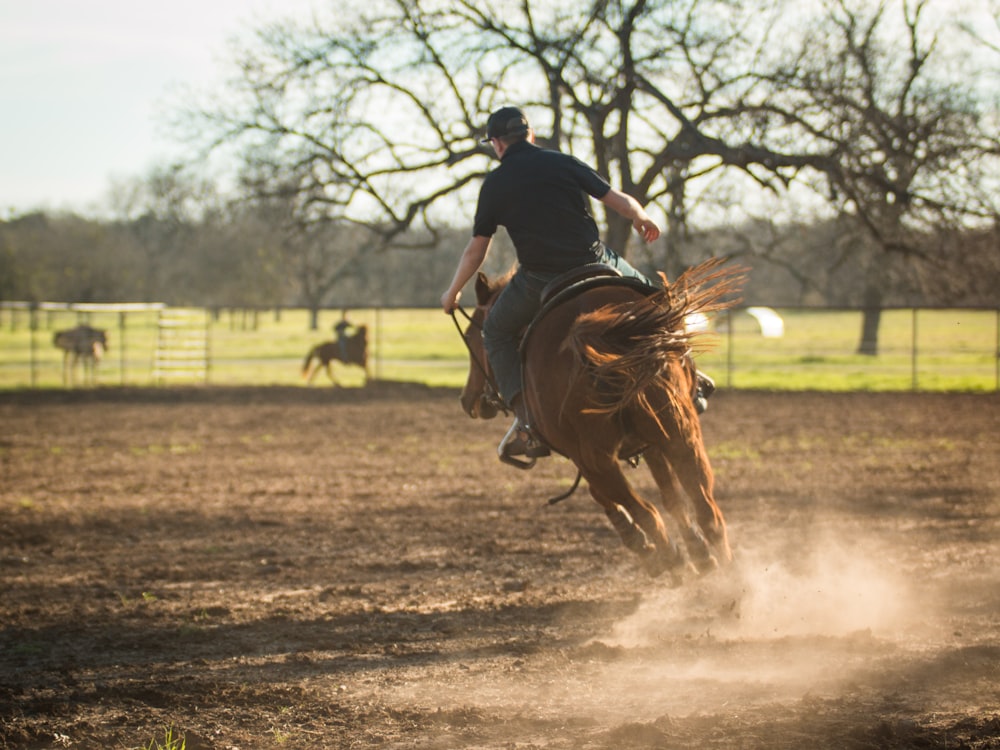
[1, 302, 997, 392]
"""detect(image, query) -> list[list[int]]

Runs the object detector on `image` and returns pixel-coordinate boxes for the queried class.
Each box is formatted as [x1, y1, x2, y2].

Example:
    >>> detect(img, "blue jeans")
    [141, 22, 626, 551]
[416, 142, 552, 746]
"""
[483, 246, 654, 406]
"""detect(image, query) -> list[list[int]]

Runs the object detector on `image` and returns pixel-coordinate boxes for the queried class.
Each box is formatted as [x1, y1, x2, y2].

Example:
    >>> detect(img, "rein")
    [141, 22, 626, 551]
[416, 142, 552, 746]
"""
[449, 307, 508, 416]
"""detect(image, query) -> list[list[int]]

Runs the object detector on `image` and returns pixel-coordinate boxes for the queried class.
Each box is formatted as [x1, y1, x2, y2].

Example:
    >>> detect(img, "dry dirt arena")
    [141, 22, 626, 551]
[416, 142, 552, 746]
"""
[1, 385, 998, 750]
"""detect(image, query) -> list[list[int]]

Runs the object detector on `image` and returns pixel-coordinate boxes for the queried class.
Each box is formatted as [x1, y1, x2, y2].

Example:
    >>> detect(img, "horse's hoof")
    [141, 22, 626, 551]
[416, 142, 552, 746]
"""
[694, 555, 720, 576]
[684, 545, 720, 575]
[639, 545, 689, 581]
[644, 560, 686, 587]
[641, 555, 669, 579]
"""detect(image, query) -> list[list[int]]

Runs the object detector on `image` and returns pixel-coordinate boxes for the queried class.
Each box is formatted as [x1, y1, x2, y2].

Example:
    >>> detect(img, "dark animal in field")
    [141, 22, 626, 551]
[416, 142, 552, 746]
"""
[301, 326, 370, 385]
[458, 258, 743, 581]
[53, 324, 108, 387]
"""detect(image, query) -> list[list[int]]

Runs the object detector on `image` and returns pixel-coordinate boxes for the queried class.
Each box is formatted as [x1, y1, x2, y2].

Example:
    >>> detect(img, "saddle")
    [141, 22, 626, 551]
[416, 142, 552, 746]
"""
[503, 265, 659, 470]
[530, 263, 657, 342]
[540, 263, 622, 304]
[540, 263, 656, 311]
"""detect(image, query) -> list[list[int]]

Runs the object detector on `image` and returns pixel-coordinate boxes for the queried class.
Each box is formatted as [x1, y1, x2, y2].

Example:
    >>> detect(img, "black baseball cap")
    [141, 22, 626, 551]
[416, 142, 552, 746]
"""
[480, 106, 530, 143]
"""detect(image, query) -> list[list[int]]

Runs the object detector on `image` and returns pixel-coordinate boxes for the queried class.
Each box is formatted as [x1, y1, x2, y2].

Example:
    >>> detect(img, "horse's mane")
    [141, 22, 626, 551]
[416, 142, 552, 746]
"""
[567, 257, 745, 419]
[486, 265, 517, 298]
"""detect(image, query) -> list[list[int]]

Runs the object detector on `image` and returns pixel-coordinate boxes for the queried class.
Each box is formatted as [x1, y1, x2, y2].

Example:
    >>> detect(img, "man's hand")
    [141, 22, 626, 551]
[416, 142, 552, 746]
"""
[601, 189, 661, 243]
[442, 235, 491, 314]
[633, 217, 660, 243]
[441, 290, 461, 314]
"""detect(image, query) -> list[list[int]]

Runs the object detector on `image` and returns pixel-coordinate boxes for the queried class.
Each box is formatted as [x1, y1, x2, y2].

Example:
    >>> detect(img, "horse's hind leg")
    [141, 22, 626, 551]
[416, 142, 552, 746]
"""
[643, 449, 729, 574]
[603, 504, 652, 556]
[662, 432, 732, 569]
[66, 353, 76, 387]
[582, 457, 686, 579]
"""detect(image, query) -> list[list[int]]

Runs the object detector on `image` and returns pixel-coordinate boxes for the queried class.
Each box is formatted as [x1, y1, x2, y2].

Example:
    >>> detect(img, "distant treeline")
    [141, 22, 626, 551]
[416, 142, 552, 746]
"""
[1, 209, 997, 312]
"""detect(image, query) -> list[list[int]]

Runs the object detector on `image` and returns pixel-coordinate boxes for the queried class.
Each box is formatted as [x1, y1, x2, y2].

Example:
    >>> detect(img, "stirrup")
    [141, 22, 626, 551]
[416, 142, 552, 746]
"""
[497, 420, 549, 470]
[694, 370, 715, 415]
[694, 393, 709, 415]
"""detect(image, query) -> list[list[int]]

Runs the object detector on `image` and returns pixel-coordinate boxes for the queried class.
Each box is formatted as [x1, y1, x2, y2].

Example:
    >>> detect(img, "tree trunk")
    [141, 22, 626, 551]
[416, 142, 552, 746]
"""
[857, 305, 881, 356]
[857, 273, 883, 356]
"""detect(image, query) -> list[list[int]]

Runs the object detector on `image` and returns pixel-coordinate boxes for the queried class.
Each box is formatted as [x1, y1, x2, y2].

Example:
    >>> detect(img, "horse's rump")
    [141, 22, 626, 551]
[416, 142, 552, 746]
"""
[535, 258, 743, 427]
[345, 326, 368, 367]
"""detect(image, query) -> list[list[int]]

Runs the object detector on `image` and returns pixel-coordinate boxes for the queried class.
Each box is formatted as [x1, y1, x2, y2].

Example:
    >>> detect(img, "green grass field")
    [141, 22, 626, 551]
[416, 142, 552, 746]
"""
[0, 306, 996, 391]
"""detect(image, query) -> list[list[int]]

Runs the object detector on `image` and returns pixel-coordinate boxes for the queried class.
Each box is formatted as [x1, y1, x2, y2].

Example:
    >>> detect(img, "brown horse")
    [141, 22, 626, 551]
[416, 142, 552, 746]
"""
[459, 258, 743, 581]
[53, 324, 108, 387]
[302, 326, 370, 385]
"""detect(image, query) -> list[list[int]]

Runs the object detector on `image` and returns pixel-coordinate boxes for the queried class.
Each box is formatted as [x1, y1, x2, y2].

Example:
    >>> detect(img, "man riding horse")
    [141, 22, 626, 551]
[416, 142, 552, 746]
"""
[441, 106, 711, 464]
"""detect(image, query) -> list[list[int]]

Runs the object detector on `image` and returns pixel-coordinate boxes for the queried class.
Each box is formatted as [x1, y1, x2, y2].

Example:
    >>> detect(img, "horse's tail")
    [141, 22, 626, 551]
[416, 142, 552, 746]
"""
[566, 257, 745, 416]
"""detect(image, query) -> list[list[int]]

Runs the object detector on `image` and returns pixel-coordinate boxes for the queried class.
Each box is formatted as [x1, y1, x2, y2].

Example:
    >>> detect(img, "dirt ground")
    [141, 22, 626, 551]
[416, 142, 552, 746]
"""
[1, 384, 998, 749]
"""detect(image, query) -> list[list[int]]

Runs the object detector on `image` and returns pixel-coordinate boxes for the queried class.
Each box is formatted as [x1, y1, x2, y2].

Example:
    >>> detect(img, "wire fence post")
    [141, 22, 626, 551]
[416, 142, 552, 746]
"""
[29, 303, 38, 388]
[726, 308, 734, 388]
[374, 307, 382, 382]
[118, 311, 127, 386]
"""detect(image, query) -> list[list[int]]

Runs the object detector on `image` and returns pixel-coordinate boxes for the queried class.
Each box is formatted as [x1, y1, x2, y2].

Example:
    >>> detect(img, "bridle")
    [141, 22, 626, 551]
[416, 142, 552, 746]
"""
[449, 306, 509, 416]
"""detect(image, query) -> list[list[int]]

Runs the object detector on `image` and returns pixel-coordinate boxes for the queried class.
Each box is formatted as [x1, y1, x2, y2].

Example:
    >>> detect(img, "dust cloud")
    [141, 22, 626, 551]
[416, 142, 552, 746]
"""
[395, 531, 928, 722]
[573, 530, 926, 717]
[608, 531, 915, 644]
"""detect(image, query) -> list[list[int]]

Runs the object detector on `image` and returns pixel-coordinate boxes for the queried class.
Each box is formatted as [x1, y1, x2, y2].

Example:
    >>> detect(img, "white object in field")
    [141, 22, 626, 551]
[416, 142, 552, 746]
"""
[684, 312, 710, 333]
[746, 306, 785, 338]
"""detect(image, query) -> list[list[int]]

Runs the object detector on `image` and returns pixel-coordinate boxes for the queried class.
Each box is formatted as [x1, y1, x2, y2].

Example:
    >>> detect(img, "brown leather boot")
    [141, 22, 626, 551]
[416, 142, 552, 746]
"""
[497, 394, 550, 461]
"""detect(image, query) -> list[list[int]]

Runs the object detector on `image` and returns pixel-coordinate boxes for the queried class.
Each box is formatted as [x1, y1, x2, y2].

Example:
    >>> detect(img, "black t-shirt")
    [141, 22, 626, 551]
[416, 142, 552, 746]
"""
[472, 140, 611, 273]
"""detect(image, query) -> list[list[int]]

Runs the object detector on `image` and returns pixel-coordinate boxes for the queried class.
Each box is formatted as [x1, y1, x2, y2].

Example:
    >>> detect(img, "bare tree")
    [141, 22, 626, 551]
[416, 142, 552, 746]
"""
[178, 0, 998, 326]
[185, 0, 834, 270]
[766, 0, 998, 353]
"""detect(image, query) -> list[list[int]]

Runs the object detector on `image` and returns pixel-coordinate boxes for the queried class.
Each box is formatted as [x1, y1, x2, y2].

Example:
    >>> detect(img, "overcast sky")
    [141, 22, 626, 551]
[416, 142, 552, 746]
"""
[0, 0, 318, 216]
